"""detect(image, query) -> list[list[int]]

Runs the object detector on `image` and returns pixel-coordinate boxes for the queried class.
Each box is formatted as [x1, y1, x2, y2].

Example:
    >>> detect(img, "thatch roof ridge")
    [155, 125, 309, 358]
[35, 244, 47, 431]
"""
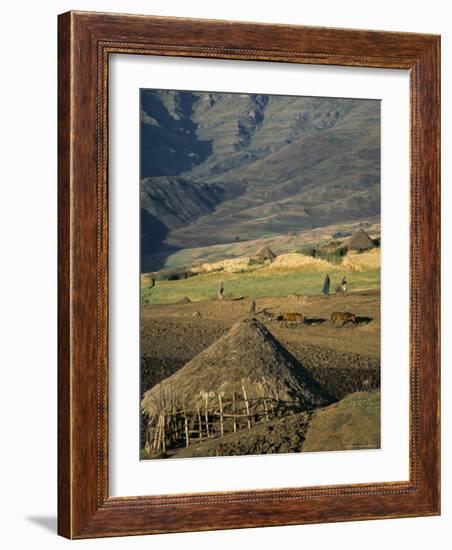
[141, 318, 331, 415]
[256, 245, 276, 259]
[347, 228, 376, 251]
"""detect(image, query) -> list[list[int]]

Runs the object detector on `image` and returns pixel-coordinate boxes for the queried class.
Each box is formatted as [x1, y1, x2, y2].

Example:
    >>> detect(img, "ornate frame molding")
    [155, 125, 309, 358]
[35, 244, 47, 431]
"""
[58, 11, 440, 538]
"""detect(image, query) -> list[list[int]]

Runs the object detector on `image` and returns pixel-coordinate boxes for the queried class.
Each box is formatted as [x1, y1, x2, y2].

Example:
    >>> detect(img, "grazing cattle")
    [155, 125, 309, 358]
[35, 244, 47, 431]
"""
[331, 311, 356, 327]
[280, 312, 304, 328]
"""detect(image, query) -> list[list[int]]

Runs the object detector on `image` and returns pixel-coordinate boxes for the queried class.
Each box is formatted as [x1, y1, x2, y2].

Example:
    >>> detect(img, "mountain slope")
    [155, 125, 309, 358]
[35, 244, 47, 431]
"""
[140, 90, 380, 269]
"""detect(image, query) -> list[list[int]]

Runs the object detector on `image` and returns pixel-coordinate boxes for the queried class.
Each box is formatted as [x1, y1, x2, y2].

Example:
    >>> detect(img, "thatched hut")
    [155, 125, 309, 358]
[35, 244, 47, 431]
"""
[141, 318, 332, 452]
[347, 229, 376, 252]
[256, 245, 276, 262]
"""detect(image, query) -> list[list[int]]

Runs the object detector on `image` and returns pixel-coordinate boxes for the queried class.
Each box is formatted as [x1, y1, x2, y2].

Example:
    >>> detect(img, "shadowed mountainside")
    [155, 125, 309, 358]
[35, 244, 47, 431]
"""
[140, 90, 380, 270]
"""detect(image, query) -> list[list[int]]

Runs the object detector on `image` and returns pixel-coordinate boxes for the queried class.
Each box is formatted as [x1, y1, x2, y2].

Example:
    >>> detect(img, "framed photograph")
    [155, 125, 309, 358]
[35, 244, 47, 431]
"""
[58, 11, 440, 538]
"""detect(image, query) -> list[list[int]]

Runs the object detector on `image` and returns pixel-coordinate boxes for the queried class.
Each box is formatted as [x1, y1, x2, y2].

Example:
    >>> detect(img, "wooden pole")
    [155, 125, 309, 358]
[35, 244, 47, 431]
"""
[171, 413, 177, 446]
[145, 419, 151, 453]
[218, 394, 224, 436]
[183, 406, 189, 447]
[197, 405, 203, 441]
[157, 421, 161, 451]
[145, 429, 149, 454]
[161, 413, 166, 453]
[232, 393, 237, 433]
[242, 382, 251, 430]
[205, 394, 210, 437]
[155, 416, 161, 452]
[153, 416, 160, 451]
[262, 377, 275, 415]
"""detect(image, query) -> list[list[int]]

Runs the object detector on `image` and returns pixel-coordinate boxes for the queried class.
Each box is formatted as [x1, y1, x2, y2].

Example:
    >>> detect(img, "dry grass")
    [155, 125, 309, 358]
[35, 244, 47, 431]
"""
[263, 253, 340, 273]
[341, 249, 380, 272]
[141, 273, 152, 286]
[302, 390, 380, 452]
[191, 256, 257, 274]
[189, 249, 381, 276]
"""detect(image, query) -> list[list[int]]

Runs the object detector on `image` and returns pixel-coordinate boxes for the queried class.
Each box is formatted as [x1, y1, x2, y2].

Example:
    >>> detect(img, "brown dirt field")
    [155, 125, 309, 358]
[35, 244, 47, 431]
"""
[142, 289, 379, 352]
[140, 290, 380, 456]
[167, 411, 313, 459]
[141, 290, 380, 398]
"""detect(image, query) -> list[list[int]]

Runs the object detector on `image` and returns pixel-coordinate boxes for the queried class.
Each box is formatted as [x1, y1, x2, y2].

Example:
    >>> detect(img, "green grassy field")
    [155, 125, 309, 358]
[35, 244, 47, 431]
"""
[142, 265, 380, 305]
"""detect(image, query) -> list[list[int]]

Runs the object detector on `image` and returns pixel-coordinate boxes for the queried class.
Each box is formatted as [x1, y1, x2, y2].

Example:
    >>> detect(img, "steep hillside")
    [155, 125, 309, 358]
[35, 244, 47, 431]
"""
[141, 177, 246, 257]
[140, 89, 380, 270]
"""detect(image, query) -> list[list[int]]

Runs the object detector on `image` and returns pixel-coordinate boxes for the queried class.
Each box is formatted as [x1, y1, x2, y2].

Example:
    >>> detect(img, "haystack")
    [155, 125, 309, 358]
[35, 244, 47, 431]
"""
[342, 248, 380, 272]
[266, 252, 338, 272]
[142, 318, 332, 453]
[347, 229, 376, 252]
[256, 245, 276, 261]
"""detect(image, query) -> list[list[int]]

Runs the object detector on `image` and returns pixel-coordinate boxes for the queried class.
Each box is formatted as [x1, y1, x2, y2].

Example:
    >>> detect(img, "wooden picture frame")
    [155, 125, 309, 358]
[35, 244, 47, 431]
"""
[58, 11, 440, 539]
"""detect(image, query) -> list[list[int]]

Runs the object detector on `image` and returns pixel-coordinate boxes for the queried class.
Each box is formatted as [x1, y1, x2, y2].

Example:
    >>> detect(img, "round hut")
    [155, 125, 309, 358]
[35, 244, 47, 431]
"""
[256, 245, 276, 262]
[347, 229, 377, 252]
[141, 318, 332, 453]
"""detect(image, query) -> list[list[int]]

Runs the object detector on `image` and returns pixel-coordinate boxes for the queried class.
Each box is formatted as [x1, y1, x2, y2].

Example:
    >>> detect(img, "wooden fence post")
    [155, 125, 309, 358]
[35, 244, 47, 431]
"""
[218, 394, 224, 436]
[155, 415, 161, 452]
[232, 393, 237, 433]
[183, 406, 190, 447]
[162, 413, 166, 453]
[197, 405, 203, 441]
[242, 382, 251, 429]
[205, 394, 210, 437]
[262, 377, 275, 415]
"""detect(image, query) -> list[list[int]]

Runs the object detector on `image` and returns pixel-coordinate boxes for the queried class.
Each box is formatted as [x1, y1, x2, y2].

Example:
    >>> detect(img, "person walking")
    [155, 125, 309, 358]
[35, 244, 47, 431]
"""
[341, 276, 347, 295]
[322, 274, 330, 297]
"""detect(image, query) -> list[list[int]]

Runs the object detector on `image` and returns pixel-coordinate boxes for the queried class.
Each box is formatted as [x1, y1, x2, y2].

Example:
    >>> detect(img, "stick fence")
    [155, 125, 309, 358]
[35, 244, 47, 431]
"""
[144, 379, 293, 454]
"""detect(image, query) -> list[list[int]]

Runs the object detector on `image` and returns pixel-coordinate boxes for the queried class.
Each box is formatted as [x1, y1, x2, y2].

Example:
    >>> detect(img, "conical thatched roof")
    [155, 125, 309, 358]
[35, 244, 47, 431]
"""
[256, 246, 276, 261]
[347, 229, 376, 251]
[141, 318, 332, 416]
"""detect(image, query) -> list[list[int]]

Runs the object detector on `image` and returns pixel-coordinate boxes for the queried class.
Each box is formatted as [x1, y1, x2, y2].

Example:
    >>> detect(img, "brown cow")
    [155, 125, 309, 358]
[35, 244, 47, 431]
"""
[280, 312, 304, 328]
[331, 311, 356, 327]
